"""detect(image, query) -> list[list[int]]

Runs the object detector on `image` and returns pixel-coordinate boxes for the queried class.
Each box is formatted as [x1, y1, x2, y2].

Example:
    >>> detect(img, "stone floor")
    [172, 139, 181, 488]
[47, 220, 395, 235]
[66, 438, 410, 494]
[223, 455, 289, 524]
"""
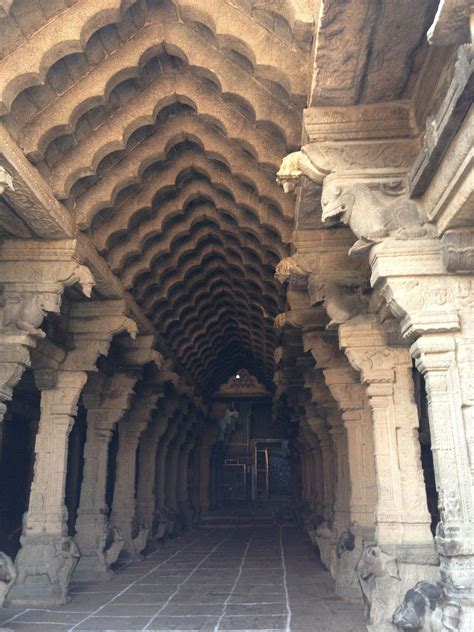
[0, 527, 366, 632]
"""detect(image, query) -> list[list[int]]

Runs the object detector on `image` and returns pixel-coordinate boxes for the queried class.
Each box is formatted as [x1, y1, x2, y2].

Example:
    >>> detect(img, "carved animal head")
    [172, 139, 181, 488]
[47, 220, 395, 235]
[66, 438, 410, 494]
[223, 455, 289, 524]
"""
[274, 257, 305, 284]
[321, 184, 355, 226]
[336, 529, 355, 558]
[38, 292, 62, 318]
[274, 313, 287, 330]
[393, 582, 444, 631]
[276, 152, 304, 193]
[357, 545, 399, 582]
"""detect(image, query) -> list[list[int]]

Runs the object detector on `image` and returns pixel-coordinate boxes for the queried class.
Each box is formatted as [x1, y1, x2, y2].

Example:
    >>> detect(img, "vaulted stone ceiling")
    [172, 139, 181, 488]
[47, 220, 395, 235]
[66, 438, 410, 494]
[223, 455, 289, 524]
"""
[0, 0, 313, 396]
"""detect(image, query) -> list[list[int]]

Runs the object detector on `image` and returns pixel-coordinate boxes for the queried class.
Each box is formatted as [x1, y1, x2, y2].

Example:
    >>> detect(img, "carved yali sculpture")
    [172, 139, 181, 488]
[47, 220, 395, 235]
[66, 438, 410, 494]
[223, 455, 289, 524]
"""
[356, 545, 400, 625]
[2, 292, 61, 337]
[321, 182, 437, 255]
[393, 581, 461, 631]
[309, 281, 368, 328]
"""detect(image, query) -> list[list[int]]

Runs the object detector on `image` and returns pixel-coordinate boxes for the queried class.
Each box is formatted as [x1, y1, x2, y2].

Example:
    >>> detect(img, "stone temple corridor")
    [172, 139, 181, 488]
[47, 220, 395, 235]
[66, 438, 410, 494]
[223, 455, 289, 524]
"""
[0, 1, 473, 631]
[0, 526, 366, 631]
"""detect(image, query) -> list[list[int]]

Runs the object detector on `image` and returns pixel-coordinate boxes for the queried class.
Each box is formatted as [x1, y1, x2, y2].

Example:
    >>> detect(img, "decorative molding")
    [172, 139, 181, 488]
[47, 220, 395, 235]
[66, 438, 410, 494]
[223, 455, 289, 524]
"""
[304, 102, 419, 143]
[443, 230, 474, 273]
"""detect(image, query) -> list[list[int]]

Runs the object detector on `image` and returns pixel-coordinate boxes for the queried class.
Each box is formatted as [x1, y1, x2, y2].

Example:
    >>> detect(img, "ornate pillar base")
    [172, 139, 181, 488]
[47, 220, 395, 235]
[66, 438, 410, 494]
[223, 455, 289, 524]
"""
[73, 512, 124, 582]
[7, 534, 79, 606]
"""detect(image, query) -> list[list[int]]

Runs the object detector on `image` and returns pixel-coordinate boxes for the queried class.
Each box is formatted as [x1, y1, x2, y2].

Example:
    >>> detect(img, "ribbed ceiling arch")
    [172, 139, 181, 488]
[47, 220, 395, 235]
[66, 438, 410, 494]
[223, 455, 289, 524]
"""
[0, 0, 311, 396]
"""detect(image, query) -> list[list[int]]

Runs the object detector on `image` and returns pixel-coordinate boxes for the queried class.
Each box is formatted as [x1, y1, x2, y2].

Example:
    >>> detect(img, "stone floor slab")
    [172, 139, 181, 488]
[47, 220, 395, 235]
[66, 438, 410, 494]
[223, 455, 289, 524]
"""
[0, 526, 366, 631]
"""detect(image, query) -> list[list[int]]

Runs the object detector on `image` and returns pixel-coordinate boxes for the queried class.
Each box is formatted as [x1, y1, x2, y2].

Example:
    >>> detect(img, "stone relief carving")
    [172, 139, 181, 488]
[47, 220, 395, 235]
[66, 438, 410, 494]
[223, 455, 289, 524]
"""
[276, 150, 326, 193]
[102, 525, 125, 568]
[309, 281, 368, 328]
[356, 545, 400, 626]
[0, 551, 15, 607]
[393, 581, 461, 631]
[321, 182, 437, 255]
[11, 535, 80, 605]
[336, 529, 355, 558]
[2, 292, 61, 337]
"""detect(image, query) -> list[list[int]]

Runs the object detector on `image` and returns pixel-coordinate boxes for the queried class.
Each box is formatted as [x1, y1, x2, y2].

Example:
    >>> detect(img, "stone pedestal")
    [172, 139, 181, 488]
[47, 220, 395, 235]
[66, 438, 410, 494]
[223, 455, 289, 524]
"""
[7, 371, 86, 606]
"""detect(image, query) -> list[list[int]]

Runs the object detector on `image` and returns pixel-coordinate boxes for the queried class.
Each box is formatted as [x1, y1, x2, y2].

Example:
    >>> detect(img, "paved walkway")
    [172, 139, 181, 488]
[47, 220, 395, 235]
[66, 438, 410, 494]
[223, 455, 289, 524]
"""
[0, 527, 366, 631]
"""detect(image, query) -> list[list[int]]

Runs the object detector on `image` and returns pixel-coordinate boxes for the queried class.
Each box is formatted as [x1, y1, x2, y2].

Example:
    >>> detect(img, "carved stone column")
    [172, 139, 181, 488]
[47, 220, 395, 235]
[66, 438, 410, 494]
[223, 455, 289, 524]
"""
[305, 333, 377, 602]
[135, 392, 178, 545]
[7, 299, 138, 605]
[370, 236, 474, 630]
[177, 423, 199, 531]
[73, 373, 138, 581]
[7, 370, 86, 606]
[109, 390, 156, 560]
[164, 408, 194, 535]
[339, 312, 439, 629]
[199, 421, 219, 514]
[306, 416, 335, 524]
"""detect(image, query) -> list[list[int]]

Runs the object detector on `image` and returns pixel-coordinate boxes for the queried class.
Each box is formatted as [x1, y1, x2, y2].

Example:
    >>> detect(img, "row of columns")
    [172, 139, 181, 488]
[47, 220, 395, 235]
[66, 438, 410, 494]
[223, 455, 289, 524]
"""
[0, 239, 209, 606]
[274, 103, 473, 629]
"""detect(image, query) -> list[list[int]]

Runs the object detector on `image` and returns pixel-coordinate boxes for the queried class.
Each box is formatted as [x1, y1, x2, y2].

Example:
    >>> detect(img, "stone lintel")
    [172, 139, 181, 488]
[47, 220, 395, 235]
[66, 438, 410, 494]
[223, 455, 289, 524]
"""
[304, 102, 419, 143]
[0, 124, 75, 239]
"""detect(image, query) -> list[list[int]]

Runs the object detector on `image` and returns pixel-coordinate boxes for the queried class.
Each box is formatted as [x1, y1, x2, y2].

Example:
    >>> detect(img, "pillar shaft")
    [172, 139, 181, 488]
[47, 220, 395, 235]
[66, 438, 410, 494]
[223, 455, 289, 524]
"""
[7, 370, 86, 606]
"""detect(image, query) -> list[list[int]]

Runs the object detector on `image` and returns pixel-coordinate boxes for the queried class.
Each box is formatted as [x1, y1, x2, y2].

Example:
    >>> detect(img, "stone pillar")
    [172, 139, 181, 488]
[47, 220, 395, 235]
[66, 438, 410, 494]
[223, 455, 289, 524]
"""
[370, 237, 474, 630]
[304, 333, 377, 601]
[199, 422, 219, 514]
[73, 373, 138, 581]
[303, 371, 342, 574]
[135, 397, 176, 545]
[306, 416, 335, 524]
[7, 370, 87, 606]
[177, 425, 198, 530]
[339, 312, 438, 629]
[339, 315, 433, 543]
[153, 405, 180, 537]
[110, 391, 156, 560]
[164, 408, 193, 535]
[7, 299, 138, 605]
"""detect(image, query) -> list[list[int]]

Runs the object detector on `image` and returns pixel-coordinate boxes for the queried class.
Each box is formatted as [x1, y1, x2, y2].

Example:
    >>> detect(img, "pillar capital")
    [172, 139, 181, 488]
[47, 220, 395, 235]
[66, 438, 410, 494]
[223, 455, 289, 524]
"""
[370, 236, 474, 339]
[62, 300, 138, 371]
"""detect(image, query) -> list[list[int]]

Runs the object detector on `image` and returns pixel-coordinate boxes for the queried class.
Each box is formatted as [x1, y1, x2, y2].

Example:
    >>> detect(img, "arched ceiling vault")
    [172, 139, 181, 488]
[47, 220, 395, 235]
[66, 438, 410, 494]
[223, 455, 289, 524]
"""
[0, 0, 312, 396]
